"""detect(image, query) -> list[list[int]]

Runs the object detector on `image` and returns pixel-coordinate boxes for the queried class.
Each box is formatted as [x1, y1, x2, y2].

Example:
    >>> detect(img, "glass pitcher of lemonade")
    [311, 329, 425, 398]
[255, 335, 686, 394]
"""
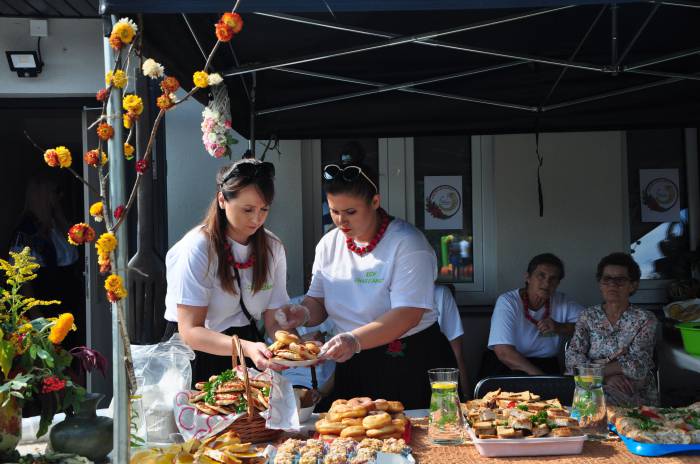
[428, 368, 464, 444]
[571, 363, 607, 438]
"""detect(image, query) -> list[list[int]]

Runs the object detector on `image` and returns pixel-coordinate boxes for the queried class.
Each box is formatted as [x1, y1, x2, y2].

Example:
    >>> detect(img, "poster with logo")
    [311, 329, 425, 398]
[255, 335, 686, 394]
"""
[424, 176, 463, 230]
[640, 168, 680, 222]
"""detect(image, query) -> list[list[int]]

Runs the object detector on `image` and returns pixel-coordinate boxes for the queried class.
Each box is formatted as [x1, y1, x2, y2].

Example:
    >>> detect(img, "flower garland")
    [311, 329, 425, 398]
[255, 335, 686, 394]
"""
[201, 106, 237, 159]
[104, 274, 128, 303]
[519, 288, 551, 326]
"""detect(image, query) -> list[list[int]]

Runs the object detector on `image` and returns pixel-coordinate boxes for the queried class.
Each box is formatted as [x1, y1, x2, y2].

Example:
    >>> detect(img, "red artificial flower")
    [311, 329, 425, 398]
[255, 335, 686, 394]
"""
[69, 346, 108, 378]
[109, 32, 123, 50]
[113, 205, 125, 220]
[215, 21, 234, 42]
[84, 149, 100, 167]
[99, 260, 111, 274]
[135, 159, 150, 174]
[68, 223, 96, 245]
[156, 93, 173, 110]
[41, 376, 66, 394]
[44, 149, 60, 167]
[220, 12, 243, 34]
[96, 122, 114, 141]
[96, 88, 109, 102]
[160, 76, 180, 93]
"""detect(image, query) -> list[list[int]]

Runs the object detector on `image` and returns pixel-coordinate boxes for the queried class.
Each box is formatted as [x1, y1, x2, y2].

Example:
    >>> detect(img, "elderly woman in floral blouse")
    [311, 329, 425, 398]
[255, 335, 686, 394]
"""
[566, 252, 658, 406]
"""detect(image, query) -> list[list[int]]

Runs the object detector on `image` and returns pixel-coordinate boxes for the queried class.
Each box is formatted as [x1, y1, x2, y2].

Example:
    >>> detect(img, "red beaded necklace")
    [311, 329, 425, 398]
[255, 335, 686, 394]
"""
[346, 209, 391, 256]
[223, 241, 255, 270]
[520, 288, 550, 326]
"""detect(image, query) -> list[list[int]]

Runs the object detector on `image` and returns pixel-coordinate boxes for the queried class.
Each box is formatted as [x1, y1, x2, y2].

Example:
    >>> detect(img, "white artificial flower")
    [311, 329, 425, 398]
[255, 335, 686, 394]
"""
[208, 73, 224, 86]
[141, 58, 164, 79]
[116, 17, 138, 34]
[208, 133, 217, 142]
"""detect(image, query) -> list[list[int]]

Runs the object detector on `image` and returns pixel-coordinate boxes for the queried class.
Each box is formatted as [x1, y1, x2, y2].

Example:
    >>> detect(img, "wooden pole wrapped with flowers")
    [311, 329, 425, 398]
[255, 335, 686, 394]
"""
[29, 5, 245, 459]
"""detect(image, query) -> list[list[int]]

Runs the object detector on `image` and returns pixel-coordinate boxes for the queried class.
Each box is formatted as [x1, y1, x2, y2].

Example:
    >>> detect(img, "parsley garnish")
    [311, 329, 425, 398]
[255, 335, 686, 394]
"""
[627, 409, 660, 431]
[530, 410, 548, 426]
[517, 404, 529, 411]
[203, 369, 236, 405]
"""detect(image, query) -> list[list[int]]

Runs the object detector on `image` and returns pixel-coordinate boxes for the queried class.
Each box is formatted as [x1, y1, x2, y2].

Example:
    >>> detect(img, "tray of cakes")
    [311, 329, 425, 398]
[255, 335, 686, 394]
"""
[608, 403, 700, 456]
[268, 437, 414, 464]
[464, 389, 586, 457]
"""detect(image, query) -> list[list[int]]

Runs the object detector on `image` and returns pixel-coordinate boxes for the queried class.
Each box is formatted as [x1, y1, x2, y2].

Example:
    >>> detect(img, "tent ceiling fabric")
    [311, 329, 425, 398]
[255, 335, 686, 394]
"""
[103, 1, 700, 138]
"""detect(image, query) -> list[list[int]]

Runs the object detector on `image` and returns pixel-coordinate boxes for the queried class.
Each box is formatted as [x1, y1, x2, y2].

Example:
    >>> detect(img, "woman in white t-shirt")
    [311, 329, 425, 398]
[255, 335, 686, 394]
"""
[163, 159, 289, 382]
[273, 146, 456, 409]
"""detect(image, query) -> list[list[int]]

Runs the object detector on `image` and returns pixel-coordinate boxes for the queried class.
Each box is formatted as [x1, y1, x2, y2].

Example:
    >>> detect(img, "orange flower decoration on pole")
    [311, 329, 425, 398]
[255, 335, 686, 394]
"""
[97, 122, 114, 141]
[68, 223, 96, 245]
[160, 76, 180, 93]
[156, 94, 173, 110]
[215, 22, 234, 42]
[221, 12, 243, 34]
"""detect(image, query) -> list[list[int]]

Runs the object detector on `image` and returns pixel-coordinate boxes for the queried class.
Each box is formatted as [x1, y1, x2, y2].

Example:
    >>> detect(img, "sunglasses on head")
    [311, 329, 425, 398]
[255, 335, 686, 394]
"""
[322, 164, 378, 194]
[220, 161, 275, 186]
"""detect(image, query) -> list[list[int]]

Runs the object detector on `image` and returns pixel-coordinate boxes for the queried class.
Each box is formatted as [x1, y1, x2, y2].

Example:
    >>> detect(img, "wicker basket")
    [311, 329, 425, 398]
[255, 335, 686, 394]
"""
[226, 335, 282, 443]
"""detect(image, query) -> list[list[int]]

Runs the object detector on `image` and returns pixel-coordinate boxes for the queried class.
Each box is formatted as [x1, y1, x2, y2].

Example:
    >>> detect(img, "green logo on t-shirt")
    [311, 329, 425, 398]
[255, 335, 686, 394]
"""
[355, 271, 384, 284]
[246, 283, 273, 291]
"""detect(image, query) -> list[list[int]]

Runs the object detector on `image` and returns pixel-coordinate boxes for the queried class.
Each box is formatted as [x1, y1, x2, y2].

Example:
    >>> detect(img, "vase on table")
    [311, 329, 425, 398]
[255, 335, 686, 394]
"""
[50, 392, 113, 462]
[0, 393, 22, 462]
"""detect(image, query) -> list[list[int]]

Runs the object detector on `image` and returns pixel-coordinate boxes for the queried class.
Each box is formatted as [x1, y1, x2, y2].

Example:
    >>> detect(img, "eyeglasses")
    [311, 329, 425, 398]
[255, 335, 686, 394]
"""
[600, 276, 631, 286]
[322, 164, 378, 194]
[220, 161, 275, 186]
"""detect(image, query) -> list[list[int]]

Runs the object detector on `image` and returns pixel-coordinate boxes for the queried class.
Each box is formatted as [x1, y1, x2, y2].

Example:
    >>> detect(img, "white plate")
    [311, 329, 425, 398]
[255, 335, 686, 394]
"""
[270, 358, 319, 367]
[467, 427, 586, 457]
[664, 298, 700, 322]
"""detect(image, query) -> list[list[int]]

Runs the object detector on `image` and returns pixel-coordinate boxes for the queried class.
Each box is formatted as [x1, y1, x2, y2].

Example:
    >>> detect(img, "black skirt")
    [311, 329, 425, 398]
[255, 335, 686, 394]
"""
[162, 321, 259, 387]
[322, 323, 456, 410]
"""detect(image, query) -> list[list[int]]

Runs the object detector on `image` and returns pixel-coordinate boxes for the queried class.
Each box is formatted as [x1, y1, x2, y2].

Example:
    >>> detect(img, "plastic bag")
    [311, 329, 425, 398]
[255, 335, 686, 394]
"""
[131, 333, 195, 444]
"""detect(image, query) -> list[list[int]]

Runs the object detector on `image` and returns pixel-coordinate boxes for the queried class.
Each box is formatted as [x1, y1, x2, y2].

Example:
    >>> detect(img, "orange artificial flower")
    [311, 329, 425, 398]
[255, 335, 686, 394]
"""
[220, 12, 243, 34]
[161, 76, 180, 93]
[97, 123, 114, 141]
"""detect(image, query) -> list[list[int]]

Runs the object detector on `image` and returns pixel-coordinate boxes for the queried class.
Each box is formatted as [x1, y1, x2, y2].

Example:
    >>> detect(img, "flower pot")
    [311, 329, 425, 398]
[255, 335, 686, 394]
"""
[0, 394, 21, 461]
[50, 392, 113, 462]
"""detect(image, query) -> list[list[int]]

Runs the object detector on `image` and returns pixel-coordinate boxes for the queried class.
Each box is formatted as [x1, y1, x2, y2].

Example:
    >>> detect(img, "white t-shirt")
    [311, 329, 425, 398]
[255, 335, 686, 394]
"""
[435, 285, 464, 341]
[487, 288, 583, 358]
[164, 227, 289, 333]
[307, 218, 438, 337]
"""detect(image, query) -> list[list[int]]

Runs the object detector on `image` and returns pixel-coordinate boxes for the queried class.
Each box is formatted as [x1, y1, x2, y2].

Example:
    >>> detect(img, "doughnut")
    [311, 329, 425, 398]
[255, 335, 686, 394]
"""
[331, 399, 348, 409]
[288, 343, 316, 360]
[275, 330, 300, 345]
[340, 425, 367, 438]
[319, 434, 339, 441]
[392, 418, 407, 432]
[340, 406, 368, 419]
[391, 412, 407, 421]
[267, 340, 286, 352]
[387, 401, 404, 413]
[341, 417, 363, 426]
[315, 420, 344, 435]
[373, 399, 389, 411]
[328, 411, 345, 423]
[362, 412, 391, 429]
[304, 341, 322, 354]
[273, 350, 303, 361]
[366, 424, 396, 438]
[348, 397, 376, 412]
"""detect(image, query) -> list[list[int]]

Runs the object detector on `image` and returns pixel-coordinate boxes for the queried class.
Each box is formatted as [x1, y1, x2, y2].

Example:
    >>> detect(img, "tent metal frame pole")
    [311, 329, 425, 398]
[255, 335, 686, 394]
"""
[249, 72, 256, 154]
[223, 6, 581, 78]
[181, 13, 208, 63]
[259, 62, 536, 115]
[648, 0, 700, 8]
[625, 47, 700, 70]
[540, 4, 607, 107]
[616, 3, 659, 66]
[227, 42, 251, 102]
[610, 3, 619, 70]
[252, 9, 605, 73]
[626, 69, 700, 81]
[541, 75, 684, 112]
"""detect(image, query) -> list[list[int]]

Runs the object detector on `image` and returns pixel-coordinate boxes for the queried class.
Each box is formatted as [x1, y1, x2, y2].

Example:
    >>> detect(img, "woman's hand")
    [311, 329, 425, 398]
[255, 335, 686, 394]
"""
[606, 374, 634, 395]
[319, 332, 361, 362]
[242, 341, 287, 371]
[273, 304, 311, 329]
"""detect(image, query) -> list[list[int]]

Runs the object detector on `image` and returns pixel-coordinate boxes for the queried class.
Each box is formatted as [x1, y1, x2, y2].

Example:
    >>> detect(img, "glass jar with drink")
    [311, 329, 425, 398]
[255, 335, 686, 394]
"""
[571, 363, 607, 438]
[428, 368, 464, 445]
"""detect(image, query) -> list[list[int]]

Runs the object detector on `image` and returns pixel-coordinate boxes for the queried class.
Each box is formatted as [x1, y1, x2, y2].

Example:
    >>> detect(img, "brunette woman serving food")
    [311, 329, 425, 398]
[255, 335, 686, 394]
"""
[163, 159, 288, 381]
[273, 147, 456, 409]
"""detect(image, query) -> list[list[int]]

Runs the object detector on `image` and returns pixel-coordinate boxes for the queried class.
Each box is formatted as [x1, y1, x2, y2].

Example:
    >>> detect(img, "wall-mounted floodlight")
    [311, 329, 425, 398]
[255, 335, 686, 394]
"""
[6, 51, 43, 77]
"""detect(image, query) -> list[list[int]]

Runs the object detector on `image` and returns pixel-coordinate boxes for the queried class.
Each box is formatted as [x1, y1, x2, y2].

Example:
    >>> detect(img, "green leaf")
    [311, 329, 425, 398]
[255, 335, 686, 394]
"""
[29, 344, 37, 359]
[0, 338, 16, 378]
[36, 348, 54, 368]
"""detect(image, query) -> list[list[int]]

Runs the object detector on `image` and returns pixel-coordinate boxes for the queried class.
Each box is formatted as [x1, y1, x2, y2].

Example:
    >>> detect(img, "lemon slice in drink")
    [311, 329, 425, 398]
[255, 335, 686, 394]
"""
[432, 381, 457, 390]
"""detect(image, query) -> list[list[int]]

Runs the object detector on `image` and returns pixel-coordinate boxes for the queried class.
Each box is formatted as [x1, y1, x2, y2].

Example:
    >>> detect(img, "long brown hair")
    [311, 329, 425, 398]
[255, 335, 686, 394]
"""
[201, 159, 276, 294]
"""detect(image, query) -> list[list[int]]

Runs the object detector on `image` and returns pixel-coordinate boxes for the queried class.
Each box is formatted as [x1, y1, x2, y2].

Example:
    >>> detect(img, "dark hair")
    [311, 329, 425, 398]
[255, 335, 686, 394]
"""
[596, 252, 641, 282]
[323, 141, 378, 203]
[201, 159, 276, 295]
[526, 253, 565, 280]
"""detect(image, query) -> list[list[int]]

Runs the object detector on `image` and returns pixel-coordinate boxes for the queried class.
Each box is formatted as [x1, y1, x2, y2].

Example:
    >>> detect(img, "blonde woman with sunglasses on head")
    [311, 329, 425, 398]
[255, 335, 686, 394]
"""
[271, 143, 456, 409]
[163, 159, 288, 382]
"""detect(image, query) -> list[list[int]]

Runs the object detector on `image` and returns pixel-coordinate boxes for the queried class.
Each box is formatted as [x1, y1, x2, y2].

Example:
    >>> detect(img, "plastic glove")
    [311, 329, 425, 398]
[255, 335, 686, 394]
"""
[274, 304, 310, 329]
[319, 332, 361, 363]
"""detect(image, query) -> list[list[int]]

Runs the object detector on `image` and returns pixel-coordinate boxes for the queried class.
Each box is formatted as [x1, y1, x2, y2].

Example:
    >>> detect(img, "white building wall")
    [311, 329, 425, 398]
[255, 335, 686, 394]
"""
[0, 18, 103, 97]
[493, 131, 626, 306]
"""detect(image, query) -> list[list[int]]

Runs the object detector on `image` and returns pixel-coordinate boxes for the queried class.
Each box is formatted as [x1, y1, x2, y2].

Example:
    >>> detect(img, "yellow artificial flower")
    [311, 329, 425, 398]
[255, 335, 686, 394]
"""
[123, 113, 132, 129]
[106, 69, 128, 89]
[124, 143, 135, 160]
[122, 94, 144, 115]
[89, 202, 104, 221]
[104, 274, 123, 292]
[113, 18, 138, 44]
[193, 71, 209, 89]
[54, 146, 72, 168]
[48, 313, 75, 344]
[96, 232, 118, 258]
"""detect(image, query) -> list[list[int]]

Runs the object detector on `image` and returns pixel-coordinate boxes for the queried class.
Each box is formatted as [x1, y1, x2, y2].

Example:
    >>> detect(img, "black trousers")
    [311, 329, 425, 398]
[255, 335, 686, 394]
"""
[162, 321, 259, 387]
[320, 323, 457, 411]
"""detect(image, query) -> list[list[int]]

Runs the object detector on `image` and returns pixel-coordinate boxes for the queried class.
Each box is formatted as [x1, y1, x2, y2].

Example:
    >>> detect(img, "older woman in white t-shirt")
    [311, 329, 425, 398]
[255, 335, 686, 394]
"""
[273, 147, 456, 409]
[163, 159, 288, 382]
